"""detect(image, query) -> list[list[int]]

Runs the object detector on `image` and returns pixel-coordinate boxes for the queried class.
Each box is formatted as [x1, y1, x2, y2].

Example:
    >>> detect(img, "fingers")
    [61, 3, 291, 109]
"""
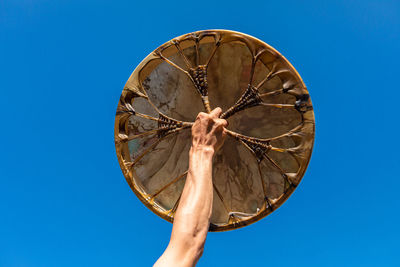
[211, 118, 228, 134]
[214, 118, 228, 128]
[195, 109, 228, 133]
[209, 107, 222, 118]
[192, 109, 228, 152]
[196, 112, 208, 121]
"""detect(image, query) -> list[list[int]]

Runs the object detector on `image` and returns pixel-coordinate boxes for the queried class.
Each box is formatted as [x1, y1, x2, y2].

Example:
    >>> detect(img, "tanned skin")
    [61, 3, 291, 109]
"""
[154, 107, 228, 267]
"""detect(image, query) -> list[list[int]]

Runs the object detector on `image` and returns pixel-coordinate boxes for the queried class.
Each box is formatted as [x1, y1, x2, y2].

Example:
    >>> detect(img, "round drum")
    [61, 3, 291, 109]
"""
[114, 30, 315, 231]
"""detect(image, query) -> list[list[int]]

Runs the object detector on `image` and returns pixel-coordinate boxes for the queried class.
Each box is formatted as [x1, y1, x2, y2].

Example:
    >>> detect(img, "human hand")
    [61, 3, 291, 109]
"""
[191, 107, 228, 153]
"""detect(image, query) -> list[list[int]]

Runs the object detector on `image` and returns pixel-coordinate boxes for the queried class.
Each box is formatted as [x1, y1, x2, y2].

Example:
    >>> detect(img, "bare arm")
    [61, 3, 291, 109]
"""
[154, 108, 227, 267]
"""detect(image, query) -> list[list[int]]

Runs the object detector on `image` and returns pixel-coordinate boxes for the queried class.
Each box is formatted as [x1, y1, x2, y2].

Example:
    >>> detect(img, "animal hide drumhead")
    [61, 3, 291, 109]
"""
[114, 30, 315, 231]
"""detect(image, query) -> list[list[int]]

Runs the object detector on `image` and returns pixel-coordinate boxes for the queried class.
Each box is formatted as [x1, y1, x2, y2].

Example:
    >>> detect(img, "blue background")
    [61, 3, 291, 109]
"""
[1, 0, 399, 266]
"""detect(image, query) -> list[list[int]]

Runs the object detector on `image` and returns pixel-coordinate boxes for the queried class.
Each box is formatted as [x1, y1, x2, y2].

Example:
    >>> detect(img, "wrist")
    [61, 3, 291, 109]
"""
[189, 145, 215, 157]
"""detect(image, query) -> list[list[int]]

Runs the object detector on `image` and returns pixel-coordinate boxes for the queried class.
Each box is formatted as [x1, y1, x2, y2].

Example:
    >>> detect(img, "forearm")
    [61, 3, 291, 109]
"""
[167, 147, 214, 263]
[172, 147, 214, 238]
[154, 108, 226, 267]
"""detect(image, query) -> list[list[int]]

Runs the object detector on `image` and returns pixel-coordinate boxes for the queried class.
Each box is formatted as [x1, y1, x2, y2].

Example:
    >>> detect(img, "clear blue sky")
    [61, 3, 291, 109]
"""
[1, 1, 399, 266]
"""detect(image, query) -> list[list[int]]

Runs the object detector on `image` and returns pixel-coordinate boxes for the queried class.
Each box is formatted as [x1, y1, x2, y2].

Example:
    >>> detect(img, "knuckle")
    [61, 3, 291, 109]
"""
[197, 112, 207, 119]
[214, 119, 227, 127]
[213, 121, 221, 127]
